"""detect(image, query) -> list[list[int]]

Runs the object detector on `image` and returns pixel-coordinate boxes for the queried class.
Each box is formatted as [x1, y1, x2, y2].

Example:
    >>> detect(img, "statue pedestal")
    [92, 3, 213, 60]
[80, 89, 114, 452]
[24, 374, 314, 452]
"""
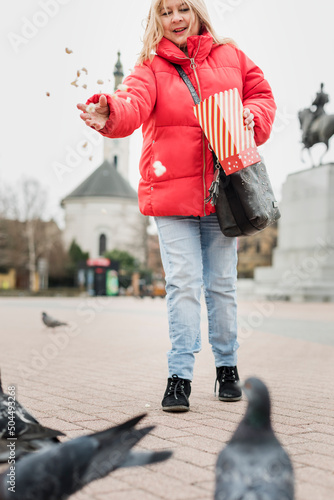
[254, 163, 334, 301]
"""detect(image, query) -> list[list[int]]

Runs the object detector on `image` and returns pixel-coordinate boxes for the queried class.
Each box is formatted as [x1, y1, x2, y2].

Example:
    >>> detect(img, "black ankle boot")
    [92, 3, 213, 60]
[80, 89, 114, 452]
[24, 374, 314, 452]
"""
[162, 374, 191, 412]
[215, 366, 242, 401]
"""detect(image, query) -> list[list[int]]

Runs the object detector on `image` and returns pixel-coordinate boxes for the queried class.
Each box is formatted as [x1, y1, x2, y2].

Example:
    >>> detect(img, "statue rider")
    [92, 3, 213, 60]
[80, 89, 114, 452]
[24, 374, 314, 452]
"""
[312, 83, 329, 118]
[302, 83, 329, 145]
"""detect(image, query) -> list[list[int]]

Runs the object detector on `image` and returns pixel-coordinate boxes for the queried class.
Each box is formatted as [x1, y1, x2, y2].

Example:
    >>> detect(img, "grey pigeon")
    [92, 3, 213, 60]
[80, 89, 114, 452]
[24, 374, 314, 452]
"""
[215, 377, 294, 500]
[41, 311, 67, 328]
[0, 414, 172, 500]
[0, 372, 65, 462]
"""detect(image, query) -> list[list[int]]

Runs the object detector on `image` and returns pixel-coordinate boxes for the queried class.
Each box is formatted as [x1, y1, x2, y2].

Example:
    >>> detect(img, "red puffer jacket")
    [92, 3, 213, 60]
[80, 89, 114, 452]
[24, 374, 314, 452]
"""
[87, 30, 276, 217]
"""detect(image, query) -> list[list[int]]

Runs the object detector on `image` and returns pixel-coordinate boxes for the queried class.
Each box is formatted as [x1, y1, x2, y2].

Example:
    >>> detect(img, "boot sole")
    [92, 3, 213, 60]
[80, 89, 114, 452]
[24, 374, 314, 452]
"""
[218, 395, 242, 402]
[162, 405, 190, 412]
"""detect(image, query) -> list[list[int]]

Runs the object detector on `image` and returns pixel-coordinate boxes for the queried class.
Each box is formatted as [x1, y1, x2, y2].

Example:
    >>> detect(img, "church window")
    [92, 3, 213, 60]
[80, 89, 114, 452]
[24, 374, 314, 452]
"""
[114, 155, 118, 168]
[99, 234, 107, 255]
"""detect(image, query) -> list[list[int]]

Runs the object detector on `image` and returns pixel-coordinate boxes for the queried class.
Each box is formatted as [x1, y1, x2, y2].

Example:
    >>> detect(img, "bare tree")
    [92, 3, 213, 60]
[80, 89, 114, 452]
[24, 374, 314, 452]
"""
[0, 178, 59, 290]
[20, 179, 47, 290]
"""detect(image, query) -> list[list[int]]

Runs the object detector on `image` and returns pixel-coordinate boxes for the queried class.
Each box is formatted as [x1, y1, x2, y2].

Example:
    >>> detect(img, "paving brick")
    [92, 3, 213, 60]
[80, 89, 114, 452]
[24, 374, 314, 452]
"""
[289, 440, 334, 458]
[179, 425, 231, 443]
[150, 457, 214, 483]
[296, 480, 333, 500]
[34, 416, 85, 432]
[149, 425, 192, 439]
[294, 452, 334, 472]
[73, 419, 114, 431]
[171, 434, 225, 454]
[51, 409, 101, 422]
[95, 491, 163, 500]
[173, 446, 217, 468]
[121, 469, 213, 500]
[194, 480, 216, 494]
[297, 431, 334, 446]
[296, 466, 334, 489]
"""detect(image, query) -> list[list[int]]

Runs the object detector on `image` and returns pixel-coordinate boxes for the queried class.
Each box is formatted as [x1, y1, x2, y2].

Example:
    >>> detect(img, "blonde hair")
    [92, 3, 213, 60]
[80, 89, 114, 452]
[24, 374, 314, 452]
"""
[137, 0, 236, 64]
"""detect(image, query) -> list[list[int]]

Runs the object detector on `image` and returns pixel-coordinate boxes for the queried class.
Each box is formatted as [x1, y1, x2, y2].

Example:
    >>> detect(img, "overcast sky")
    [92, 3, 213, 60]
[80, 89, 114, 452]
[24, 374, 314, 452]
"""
[1, 0, 334, 227]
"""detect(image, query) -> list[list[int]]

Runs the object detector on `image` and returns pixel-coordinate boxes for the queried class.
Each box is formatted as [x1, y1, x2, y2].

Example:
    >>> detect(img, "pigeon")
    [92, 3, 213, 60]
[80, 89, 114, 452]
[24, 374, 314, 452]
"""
[0, 413, 172, 500]
[215, 377, 294, 500]
[41, 312, 68, 328]
[0, 438, 57, 463]
[0, 372, 65, 462]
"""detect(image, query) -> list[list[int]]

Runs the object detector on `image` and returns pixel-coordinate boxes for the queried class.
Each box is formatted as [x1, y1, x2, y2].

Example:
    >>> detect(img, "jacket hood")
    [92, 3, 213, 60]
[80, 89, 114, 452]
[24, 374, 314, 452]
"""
[156, 29, 213, 64]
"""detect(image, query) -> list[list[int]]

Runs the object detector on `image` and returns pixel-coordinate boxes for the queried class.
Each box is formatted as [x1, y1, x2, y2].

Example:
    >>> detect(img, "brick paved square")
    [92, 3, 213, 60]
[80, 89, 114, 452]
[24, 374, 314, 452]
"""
[0, 297, 333, 499]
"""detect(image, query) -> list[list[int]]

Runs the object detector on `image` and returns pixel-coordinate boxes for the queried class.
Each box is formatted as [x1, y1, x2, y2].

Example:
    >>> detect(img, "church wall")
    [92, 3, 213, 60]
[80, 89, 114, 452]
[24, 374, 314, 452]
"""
[63, 198, 146, 262]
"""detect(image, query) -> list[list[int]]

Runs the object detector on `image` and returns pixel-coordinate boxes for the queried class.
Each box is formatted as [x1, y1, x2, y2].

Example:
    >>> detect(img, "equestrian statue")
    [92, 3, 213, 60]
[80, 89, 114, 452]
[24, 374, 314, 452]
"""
[298, 83, 334, 166]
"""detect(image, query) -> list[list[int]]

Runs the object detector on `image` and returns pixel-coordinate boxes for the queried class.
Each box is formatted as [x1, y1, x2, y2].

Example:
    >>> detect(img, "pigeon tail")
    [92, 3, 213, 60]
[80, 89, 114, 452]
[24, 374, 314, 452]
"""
[82, 424, 156, 485]
[119, 450, 173, 468]
[92, 413, 147, 440]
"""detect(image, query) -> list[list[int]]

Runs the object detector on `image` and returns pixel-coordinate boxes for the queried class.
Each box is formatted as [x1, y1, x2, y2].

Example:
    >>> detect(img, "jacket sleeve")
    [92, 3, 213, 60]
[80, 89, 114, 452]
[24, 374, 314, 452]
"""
[86, 61, 157, 138]
[235, 47, 276, 146]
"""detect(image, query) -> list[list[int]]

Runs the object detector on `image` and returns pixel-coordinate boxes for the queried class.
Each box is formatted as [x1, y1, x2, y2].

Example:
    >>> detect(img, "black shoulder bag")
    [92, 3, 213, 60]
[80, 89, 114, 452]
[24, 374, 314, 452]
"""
[173, 64, 281, 237]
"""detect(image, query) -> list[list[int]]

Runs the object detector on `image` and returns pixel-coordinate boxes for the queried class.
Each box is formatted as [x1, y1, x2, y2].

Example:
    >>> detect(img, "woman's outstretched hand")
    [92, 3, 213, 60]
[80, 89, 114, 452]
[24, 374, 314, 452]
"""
[243, 108, 255, 131]
[77, 94, 110, 130]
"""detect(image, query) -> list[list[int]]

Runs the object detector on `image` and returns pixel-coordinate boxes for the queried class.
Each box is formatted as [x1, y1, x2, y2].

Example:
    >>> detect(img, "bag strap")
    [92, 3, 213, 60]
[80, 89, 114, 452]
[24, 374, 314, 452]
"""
[172, 63, 220, 203]
[173, 64, 201, 105]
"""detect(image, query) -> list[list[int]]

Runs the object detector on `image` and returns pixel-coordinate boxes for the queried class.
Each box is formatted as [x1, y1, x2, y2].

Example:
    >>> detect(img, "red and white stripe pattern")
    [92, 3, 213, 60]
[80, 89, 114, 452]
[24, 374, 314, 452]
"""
[193, 88, 261, 175]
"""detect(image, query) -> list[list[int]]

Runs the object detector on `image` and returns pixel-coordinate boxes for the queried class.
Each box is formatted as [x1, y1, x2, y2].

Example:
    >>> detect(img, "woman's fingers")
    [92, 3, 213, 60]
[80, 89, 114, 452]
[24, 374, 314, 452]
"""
[77, 103, 87, 112]
[80, 112, 91, 120]
[86, 118, 100, 129]
[99, 94, 107, 107]
[243, 108, 255, 130]
[85, 118, 104, 130]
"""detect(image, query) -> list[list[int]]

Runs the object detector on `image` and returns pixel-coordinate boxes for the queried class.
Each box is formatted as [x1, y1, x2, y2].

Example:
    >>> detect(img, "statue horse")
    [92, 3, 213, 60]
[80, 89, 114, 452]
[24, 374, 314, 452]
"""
[298, 108, 334, 166]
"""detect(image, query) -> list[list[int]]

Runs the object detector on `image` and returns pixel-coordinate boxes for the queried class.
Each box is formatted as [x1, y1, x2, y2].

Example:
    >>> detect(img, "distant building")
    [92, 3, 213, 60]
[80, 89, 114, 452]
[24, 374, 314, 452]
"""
[61, 159, 147, 262]
[237, 223, 278, 278]
[61, 53, 148, 264]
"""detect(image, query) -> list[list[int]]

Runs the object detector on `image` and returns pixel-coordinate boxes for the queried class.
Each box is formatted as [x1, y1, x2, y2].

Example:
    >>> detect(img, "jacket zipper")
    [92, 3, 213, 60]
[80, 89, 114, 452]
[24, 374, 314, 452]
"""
[173, 40, 207, 215]
[189, 55, 207, 216]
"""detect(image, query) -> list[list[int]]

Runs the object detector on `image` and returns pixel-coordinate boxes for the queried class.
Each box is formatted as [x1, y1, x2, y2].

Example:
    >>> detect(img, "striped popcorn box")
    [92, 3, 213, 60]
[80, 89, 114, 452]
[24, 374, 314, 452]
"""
[193, 88, 261, 175]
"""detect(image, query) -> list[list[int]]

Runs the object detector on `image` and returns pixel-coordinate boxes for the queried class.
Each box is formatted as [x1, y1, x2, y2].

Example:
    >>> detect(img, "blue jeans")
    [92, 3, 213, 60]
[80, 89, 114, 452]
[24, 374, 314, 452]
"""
[154, 214, 239, 381]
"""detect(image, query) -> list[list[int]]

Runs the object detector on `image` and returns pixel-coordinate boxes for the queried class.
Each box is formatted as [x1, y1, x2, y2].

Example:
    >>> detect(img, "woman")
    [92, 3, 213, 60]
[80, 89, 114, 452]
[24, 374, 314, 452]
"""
[77, 0, 276, 412]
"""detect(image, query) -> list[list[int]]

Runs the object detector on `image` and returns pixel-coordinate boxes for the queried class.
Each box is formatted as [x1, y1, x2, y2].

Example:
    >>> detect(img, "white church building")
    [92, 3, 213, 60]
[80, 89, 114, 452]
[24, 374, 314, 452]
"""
[61, 53, 147, 263]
